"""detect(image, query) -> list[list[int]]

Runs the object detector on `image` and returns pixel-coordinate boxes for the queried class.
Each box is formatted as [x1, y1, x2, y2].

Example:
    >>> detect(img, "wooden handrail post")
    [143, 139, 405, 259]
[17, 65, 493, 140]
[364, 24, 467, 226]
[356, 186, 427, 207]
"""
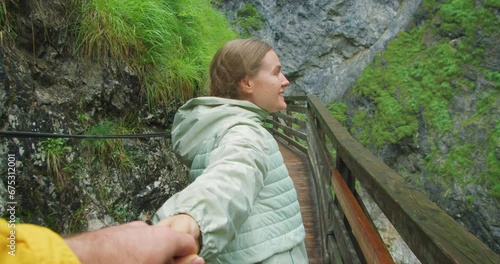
[331, 169, 395, 264]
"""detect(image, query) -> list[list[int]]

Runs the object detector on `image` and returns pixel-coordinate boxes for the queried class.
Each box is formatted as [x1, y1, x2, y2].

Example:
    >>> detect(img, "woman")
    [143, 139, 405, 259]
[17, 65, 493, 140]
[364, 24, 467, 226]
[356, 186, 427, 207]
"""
[154, 38, 307, 263]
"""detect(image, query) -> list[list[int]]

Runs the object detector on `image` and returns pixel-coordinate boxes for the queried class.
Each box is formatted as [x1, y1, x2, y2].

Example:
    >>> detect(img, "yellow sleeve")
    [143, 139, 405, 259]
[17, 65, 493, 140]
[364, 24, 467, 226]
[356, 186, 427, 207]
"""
[0, 218, 80, 264]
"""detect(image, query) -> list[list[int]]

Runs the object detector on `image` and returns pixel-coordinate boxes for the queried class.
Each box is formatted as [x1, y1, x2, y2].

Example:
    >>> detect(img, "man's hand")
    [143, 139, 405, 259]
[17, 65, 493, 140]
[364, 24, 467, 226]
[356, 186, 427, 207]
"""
[65, 221, 204, 264]
[156, 214, 202, 253]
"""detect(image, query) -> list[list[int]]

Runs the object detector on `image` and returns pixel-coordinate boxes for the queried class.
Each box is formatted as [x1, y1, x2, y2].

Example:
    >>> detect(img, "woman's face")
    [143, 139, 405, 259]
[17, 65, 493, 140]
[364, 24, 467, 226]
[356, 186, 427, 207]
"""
[240, 50, 290, 113]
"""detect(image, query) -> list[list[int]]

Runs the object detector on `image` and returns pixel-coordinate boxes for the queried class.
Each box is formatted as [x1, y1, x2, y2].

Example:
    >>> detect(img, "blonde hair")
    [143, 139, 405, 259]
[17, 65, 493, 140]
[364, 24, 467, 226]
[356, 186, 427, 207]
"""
[208, 38, 272, 99]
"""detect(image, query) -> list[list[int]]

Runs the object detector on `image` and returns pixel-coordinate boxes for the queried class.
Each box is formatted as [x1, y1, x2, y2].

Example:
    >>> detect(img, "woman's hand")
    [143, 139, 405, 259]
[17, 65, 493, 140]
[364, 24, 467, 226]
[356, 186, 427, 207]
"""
[156, 214, 202, 253]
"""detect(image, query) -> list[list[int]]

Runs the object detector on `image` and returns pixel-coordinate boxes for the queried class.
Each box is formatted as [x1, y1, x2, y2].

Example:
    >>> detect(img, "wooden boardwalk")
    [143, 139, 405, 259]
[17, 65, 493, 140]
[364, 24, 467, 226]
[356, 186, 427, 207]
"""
[278, 140, 322, 264]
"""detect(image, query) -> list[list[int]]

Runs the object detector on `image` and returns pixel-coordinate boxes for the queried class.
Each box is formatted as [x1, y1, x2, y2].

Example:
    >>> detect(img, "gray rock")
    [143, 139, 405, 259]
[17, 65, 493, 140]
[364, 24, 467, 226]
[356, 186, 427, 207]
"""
[219, 0, 423, 102]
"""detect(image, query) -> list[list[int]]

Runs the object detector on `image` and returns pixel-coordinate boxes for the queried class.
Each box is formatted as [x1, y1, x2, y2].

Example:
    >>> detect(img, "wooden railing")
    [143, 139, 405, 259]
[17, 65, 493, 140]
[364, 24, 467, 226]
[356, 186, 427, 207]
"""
[265, 96, 500, 264]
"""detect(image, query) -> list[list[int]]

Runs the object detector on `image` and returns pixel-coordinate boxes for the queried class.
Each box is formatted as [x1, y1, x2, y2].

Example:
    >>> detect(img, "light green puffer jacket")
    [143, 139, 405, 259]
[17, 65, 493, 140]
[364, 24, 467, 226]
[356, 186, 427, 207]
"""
[153, 97, 306, 263]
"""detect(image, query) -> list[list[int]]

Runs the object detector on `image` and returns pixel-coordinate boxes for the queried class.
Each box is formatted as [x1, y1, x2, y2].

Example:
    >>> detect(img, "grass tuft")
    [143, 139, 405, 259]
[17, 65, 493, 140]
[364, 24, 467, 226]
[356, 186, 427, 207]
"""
[41, 138, 72, 189]
[0, 0, 18, 42]
[80, 119, 134, 171]
[76, 0, 237, 107]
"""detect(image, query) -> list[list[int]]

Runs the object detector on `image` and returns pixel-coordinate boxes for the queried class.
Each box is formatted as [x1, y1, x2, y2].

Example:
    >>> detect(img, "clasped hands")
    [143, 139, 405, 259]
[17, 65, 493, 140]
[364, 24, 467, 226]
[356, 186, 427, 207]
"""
[156, 214, 203, 262]
[65, 216, 204, 264]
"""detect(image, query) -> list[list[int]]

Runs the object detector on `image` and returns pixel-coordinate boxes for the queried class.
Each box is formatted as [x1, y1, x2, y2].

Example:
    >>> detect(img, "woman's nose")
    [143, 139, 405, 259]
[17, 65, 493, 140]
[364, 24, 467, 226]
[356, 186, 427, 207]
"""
[281, 73, 290, 87]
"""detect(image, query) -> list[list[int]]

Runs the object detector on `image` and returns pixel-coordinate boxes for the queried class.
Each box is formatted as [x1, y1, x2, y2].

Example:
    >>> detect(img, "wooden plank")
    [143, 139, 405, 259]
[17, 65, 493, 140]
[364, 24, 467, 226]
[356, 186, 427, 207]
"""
[331, 169, 395, 264]
[306, 113, 364, 263]
[285, 95, 308, 102]
[286, 104, 307, 114]
[271, 112, 307, 128]
[328, 234, 344, 264]
[266, 119, 307, 140]
[305, 117, 331, 263]
[269, 128, 307, 154]
[329, 199, 363, 264]
[277, 140, 322, 264]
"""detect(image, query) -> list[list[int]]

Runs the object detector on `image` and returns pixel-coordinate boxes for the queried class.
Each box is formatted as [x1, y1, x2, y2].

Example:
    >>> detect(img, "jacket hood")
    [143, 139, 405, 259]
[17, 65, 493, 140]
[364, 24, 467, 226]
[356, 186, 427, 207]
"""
[171, 97, 269, 166]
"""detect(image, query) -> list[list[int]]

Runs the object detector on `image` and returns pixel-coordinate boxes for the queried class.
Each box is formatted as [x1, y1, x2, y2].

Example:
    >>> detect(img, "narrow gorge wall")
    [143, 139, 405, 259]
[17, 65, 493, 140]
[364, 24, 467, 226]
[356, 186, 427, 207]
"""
[0, 0, 188, 233]
[220, 0, 423, 102]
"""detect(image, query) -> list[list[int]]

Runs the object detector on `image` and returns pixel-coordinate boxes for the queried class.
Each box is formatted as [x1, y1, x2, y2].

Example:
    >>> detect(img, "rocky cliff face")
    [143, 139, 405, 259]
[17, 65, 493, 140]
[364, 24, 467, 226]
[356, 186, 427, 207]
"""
[220, 0, 423, 102]
[0, 0, 187, 233]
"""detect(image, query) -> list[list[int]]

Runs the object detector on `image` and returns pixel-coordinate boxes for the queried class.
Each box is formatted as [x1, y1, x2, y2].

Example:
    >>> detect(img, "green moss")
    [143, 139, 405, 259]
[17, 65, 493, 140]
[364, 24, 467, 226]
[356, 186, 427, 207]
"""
[484, 0, 500, 8]
[486, 120, 500, 197]
[438, 144, 474, 180]
[350, 0, 497, 140]
[465, 195, 475, 205]
[344, 0, 500, 196]
[327, 101, 348, 126]
[235, 3, 264, 37]
[491, 184, 500, 198]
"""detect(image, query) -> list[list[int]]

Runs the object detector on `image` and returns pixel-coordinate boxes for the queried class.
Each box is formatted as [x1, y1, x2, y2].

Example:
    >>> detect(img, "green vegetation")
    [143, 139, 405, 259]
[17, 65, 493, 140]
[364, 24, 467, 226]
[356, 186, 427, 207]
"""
[111, 203, 136, 223]
[351, 30, 457, 146]
[327, 101, 348, 126]
[484, 0, 500, 8]
[80, 119, 134, 171]
[487, 120, 500, 197]
[290, 112, 308, 148]
[235, 3, 264, 37]
[4, 0, 239, 105]
[345, 0, 500, 196]
[427, 144, 475, 182]
[41, 138, 72, 188]
[0, 0, 17, 41]
[76, 0, 237, 107]
[66, 198, 90, 233]
[0, 1, 5, 28]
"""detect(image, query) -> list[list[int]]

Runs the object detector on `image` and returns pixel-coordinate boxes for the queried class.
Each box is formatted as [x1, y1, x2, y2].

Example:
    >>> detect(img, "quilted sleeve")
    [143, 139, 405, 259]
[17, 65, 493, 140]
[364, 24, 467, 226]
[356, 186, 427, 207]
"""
[154, 123, 269, 262]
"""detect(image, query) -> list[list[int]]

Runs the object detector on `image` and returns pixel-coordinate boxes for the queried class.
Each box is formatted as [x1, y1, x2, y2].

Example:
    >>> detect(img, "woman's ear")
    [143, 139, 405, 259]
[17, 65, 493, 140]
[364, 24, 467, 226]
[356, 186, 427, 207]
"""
[238, 77, 253, 96]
